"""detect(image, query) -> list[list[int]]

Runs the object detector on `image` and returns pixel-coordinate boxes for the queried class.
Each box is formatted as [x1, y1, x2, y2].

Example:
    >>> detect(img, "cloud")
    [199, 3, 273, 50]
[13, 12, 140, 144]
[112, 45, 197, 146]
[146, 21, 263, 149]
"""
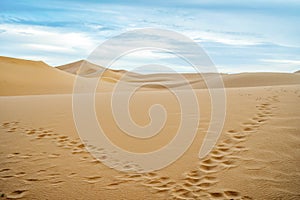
[0, 23, 98, 65]
[261, 59, 300, 65]
[187, 31, 263, 46]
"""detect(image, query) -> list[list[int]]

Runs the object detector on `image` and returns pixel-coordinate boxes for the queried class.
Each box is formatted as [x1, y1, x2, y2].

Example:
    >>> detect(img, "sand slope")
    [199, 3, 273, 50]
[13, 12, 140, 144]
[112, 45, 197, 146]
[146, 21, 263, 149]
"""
[0, 56, 74, 95]
[1, 86, 300, 199]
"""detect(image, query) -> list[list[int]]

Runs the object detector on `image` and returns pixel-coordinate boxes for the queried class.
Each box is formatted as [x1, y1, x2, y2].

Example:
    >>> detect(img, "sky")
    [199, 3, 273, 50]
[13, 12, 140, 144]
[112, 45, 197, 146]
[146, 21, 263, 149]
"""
[0, 0, 300, 73]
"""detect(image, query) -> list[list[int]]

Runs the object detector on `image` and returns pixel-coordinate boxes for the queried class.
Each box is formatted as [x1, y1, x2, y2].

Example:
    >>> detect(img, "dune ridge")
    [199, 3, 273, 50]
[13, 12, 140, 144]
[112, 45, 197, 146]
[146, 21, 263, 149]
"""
[1, 56, 300, 96]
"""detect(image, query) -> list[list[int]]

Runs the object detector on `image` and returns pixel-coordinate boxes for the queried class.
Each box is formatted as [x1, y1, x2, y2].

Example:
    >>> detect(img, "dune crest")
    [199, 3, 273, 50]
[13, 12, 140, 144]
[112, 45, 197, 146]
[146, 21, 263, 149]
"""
[1, 56, 300, 96]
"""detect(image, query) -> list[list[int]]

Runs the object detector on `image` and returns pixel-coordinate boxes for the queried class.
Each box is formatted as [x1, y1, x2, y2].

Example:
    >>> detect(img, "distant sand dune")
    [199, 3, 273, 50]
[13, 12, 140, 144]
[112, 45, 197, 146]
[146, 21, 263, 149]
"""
[56, 60, 101, 76]
[1, 56, 300, 96]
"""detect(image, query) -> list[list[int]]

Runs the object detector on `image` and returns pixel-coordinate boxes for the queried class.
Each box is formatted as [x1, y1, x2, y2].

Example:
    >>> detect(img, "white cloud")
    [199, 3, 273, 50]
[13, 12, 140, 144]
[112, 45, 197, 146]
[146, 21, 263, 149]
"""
[182, 30, 263, 46]
[0, 24, 98, 65]
[261, 59, 300, 65]
[23, 44, 77, 53]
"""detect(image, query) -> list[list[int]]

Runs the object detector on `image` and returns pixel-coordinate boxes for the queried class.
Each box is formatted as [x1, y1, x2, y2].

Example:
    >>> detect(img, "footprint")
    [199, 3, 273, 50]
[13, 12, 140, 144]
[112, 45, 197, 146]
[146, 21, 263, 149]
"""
[77, 144, 85, 149]
[36, 134, 47, 139]
[14, 172, 26, 177]
[68, 172, 77, 178]
[222, 160, 236, 168]
[6, 190, 28, 199]
[172, 186, 198, 199]
[217, 147, 230, 152]
[202, 176, 218, 182]
[25, 129, 36, 135]
[201, 158, 215, 165]
[1, 122, 11, 127]
[0, 168, 10, 173]
[224, 190, 240, 198]
[233, 145, 247, 152]
[184, 177, 202, 185]
[243, 127, 254, 132]
[209, 192, 224, 198]
[48, 153, 60, 158]
[211, 150, 224, 156]
[83, 175, 102, 183]
[58, 136, 68, 140]
[143, 179, 164, 186]
[211, 155, 225, 161]
[71, 148, 84, 154]
[25, 178, 42, 182]
[227, 130, 237, 134]
[105, 181, 125, 189]
[1, 175, 14, 180]
[257, 114, 267, 118]
[223, 139, 234, 145]
[197, 182, 213, 189]
[242, 196, 254, 200]
[116, 173, 143, 181]
[257, 119, 267, 123]
[231, 137, 246, 143]
[7, 127, 17, 133]
[199, 164, 218, 173]
[69, 141, 78, 145]
[50, 180, 65, 186]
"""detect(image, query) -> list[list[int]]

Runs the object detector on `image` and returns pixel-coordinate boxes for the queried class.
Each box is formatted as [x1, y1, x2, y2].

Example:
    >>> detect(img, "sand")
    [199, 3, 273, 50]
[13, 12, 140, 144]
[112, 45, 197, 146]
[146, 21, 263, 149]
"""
[0, 56, 300, 199]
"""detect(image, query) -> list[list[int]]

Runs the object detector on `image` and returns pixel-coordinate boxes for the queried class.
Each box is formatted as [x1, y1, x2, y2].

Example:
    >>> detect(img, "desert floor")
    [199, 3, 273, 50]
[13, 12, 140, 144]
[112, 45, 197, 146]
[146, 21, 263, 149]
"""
[0, 56, 300, 199]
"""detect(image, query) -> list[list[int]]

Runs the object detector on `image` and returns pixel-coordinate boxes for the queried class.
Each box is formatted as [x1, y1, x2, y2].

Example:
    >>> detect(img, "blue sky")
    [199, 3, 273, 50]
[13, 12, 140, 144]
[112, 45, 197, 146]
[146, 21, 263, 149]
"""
[0, 0, 300, 73]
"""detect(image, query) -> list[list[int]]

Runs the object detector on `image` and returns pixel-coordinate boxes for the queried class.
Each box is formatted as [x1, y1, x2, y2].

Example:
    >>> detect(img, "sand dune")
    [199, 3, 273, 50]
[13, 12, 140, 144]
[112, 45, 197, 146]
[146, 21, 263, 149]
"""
[221, 72, 300, 88]
[57, 60, 300, 90]
[57, 60, 300, 89]
[57, 60, 136, 81]
[0, 56, 300, 199]
[56, 60, 102, 76]
[0, 56, 74, 95]
[1, 56, 300, 96]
